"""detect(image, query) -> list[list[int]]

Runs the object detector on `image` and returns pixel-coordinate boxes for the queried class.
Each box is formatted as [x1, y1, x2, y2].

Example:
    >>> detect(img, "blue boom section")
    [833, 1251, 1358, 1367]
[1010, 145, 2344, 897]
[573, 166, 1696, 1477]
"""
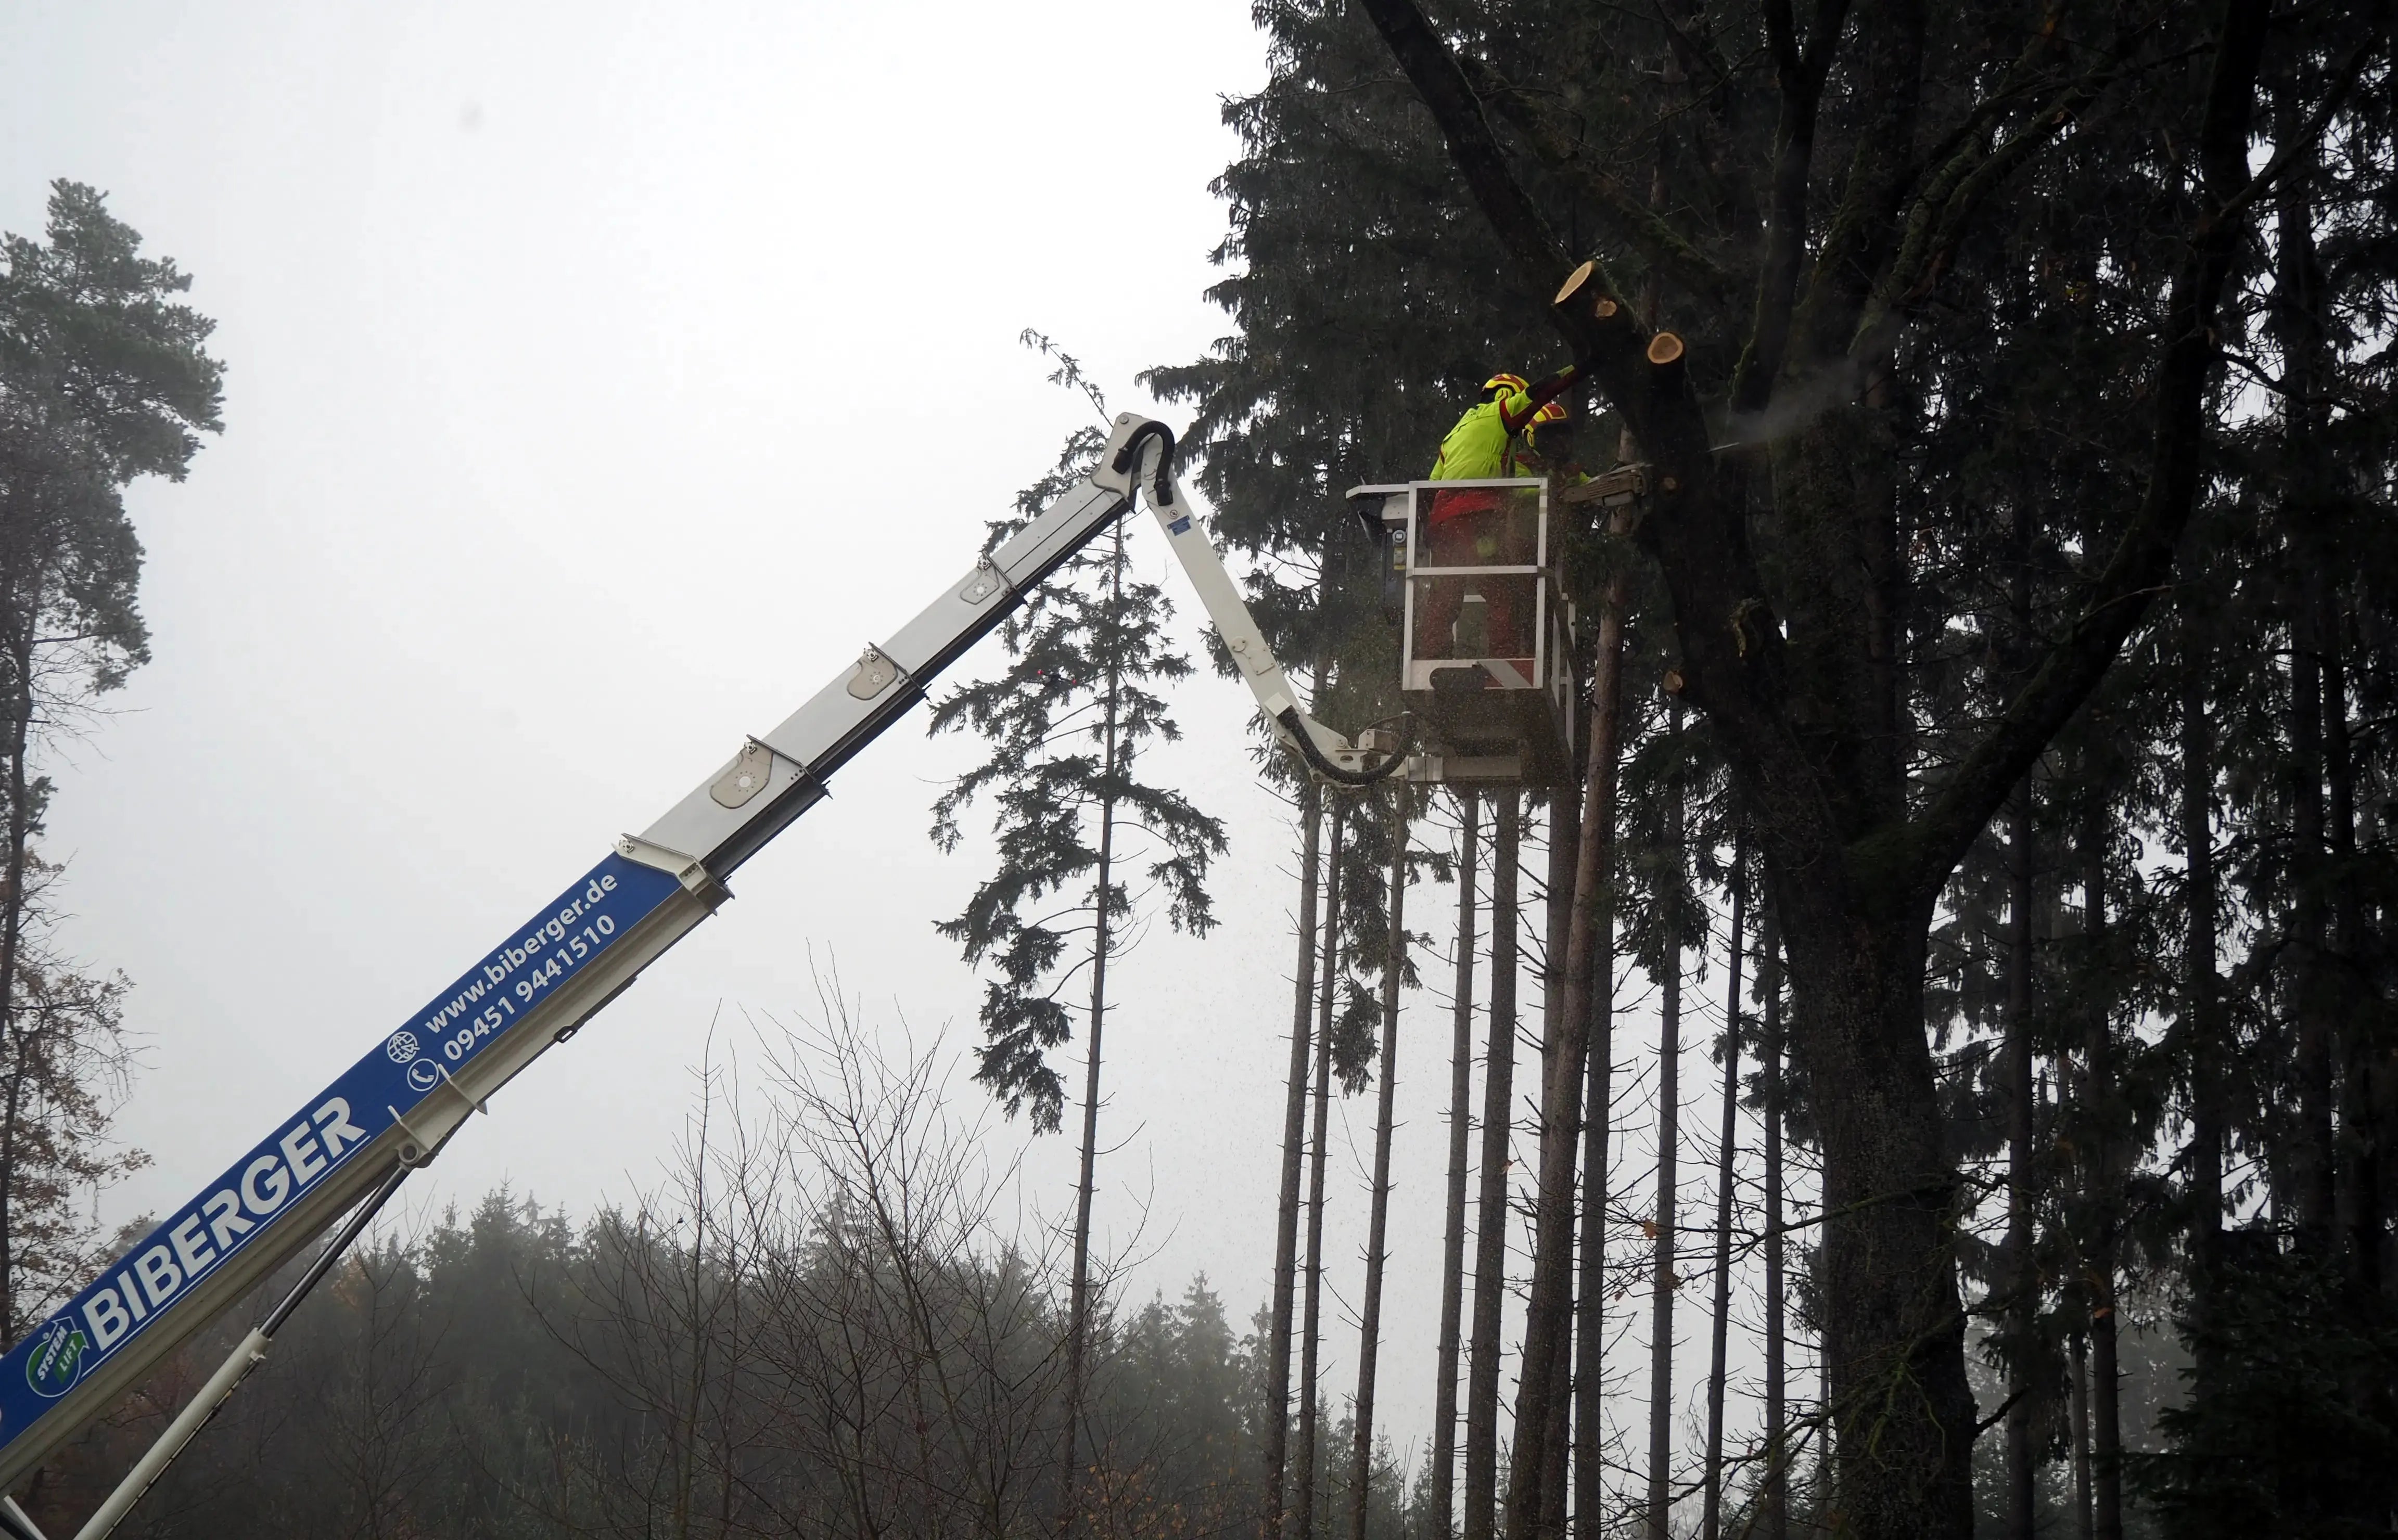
[0, 853, 681, 1446]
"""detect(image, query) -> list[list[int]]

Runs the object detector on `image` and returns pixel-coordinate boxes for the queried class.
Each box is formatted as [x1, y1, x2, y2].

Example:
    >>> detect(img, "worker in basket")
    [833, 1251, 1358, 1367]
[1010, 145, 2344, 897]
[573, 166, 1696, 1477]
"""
[1419, 364, 1579, 665]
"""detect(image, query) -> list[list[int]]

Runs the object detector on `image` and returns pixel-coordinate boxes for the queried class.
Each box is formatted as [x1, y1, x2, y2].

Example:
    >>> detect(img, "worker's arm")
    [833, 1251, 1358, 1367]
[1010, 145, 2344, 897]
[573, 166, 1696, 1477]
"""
[1498, 363, 1581, 434]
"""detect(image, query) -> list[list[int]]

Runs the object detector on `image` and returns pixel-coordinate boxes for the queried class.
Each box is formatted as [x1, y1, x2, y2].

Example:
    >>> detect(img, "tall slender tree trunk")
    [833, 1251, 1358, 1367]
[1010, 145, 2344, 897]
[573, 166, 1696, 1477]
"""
[0, 617, 37, 1339]
[1434, 791, 1482, 1538]
[1539, 789, 1578, 1539]
[2179, 658, 2223, 1409]
[1299, 809, 1346, 1539]
[2322, 581, 2380, 1303]
[1761, 909, 1787, 1540]
[1815, 1311, 1833, 1537]
[1464, 793, 1523, 1540]
[1349, 791, 1411, 1540]
[1573, 539, 1636, 1539]
[2289, 563, 2336, 1250]
[1060, 529, 1128, 1536]
[1702, 852, 1748, 1540]
[1573, 881, 1615, 1540]
[2081, 817, 2121, 1540]
[2069, 1328, 2093, 1540]
[1647, 711, 1686, 1540]
[2277, 109, 2337, 1255]
[2002, 776, 2038, 1540]
[1509, 505, 1634, 1539]
[1266, 785, 1325, 1536]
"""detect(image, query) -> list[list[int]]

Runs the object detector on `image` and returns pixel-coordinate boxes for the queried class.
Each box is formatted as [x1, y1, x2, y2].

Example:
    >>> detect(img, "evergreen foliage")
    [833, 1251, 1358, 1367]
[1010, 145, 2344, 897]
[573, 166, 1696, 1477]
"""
[21, 1024, 1418, 1540]
[0, 182, 219, 1338]
[1152, 2, 2398, 1535]
[929, 339, 1227, 1133]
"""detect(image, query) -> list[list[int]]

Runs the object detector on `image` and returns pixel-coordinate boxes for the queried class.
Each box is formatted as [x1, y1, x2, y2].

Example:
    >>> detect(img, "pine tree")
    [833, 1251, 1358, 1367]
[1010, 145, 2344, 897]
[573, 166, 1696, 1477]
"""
[0, 182, 219, 1339]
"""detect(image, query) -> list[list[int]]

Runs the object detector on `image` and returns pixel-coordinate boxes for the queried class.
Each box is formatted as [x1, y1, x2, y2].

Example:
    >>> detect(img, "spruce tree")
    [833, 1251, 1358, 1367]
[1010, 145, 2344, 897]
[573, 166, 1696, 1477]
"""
[929, 342, 1227, 1531]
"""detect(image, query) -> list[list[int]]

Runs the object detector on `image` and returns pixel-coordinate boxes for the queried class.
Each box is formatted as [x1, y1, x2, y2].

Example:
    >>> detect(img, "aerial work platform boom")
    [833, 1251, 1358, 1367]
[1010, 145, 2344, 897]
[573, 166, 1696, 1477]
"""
[0, 416, 1402, 1530]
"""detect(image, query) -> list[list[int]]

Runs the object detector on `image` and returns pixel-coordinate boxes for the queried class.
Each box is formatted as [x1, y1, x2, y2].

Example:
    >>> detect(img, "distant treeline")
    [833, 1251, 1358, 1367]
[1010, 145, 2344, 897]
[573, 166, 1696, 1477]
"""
[24, 1023, 1409, 1540]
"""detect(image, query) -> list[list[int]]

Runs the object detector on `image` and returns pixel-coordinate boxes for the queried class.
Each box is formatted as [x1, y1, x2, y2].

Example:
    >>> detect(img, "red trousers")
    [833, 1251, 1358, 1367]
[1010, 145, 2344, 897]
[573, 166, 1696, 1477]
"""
[1415, 494, 1533, 661]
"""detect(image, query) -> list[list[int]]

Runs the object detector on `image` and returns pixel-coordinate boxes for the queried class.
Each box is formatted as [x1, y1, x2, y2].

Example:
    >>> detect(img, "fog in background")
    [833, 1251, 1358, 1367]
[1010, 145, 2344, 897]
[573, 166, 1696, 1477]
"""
[0, 0, 1748, 1482]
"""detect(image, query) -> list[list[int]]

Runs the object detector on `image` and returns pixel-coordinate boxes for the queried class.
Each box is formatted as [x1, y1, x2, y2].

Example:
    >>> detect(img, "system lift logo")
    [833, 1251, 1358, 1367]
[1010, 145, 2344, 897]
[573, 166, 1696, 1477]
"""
[26, 1316, 87, 1398]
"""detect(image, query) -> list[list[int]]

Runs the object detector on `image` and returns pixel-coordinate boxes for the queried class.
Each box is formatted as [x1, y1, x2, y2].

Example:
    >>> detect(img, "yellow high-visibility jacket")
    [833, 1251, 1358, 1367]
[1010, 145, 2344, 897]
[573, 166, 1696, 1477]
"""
[1428, 390, 1530, 480]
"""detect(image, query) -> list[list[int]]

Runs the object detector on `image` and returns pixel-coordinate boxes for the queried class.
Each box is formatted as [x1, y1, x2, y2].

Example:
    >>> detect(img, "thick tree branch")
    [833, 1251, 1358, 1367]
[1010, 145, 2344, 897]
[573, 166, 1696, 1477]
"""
[1854, 38, 2137, 362]
[1902, 0, 2286, 903]
[2214, 16, 2385, 225]
[1360, 0, 1829, 938]
[1730, 0, 1856, 412]
[1353, 0, 1574, 301]
[1356, 0, 1701, 472]
[1459, 54, 1745, 315]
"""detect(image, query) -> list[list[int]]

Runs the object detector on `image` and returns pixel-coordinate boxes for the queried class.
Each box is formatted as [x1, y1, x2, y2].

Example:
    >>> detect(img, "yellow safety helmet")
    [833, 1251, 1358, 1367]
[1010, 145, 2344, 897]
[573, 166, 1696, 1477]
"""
[1529, 400, 1571, 428]
[1481, 371, 1529, 399]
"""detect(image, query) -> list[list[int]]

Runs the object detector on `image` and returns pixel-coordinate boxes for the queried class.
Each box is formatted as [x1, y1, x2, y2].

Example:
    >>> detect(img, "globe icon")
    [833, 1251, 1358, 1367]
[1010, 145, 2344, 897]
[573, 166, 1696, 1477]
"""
[386, 1031, 420, 1063]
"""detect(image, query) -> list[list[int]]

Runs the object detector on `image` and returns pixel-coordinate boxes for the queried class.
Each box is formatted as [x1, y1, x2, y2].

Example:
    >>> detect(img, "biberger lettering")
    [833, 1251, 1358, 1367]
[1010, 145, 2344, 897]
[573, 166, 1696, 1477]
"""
[132, 1247, 181, 1308]
[277, 1123, 326, 1185]
[314, 1097, 366, 1158]
[168, 1215, 214, 1277]
[201, 1190, 251, 1251]
[241, 1154, 289, 1215]
[0, 854, 677, 1456]
[81, 1288, 129, 1351]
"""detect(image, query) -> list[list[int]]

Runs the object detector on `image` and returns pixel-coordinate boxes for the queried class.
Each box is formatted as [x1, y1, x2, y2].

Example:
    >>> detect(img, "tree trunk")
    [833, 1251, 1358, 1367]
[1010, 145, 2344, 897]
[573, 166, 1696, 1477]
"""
[1761, 908, 1787, 1540]
[1348, 791, 1411, 1540]
[1434, 791, 1481, 1538]
[0, 611, 37, 1339]
[1509, 504, 1633, 1539]
[1299, 807, 1346, 1539]
[1059, 526, 1128, 1535]
[1573, 883, 1614, 1540]
[1539, 789, 1578, 1539]
[2277, 109, 2337, 1256]
[1816, 1313, 1833, 1537]
[2322, 582, 2380, 1300]
[2069, 1327, 2092, 1540]
[2081, 817, 2121, 1540]
[1464, 792, 1522, 1540]
[1702, 852, 1749, 1540]
[1265, 785, 1324, 1536]
[2180, 656, 2223, 1407]
[2002, 775, 2038, 1540]
[2289, 570, 2336, 1249]
[1646, 725, 1685, 1540]
[1573, 531, 1637, 1540]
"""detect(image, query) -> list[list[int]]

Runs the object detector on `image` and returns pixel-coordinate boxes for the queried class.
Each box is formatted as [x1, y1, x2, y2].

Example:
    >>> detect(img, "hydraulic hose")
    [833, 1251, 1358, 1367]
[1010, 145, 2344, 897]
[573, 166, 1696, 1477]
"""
[1111, 420, 1180, 507]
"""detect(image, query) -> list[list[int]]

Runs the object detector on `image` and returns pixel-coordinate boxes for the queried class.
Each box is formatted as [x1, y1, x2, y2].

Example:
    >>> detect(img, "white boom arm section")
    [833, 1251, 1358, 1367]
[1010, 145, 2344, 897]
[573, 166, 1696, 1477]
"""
[0, 415, 1397, 1516]
[1102, 418, 1407, 784]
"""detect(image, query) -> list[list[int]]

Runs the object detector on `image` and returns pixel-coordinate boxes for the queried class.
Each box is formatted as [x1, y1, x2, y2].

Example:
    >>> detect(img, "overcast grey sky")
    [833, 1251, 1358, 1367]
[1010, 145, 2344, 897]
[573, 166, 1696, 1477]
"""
[0, 0, 1769, 1497]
